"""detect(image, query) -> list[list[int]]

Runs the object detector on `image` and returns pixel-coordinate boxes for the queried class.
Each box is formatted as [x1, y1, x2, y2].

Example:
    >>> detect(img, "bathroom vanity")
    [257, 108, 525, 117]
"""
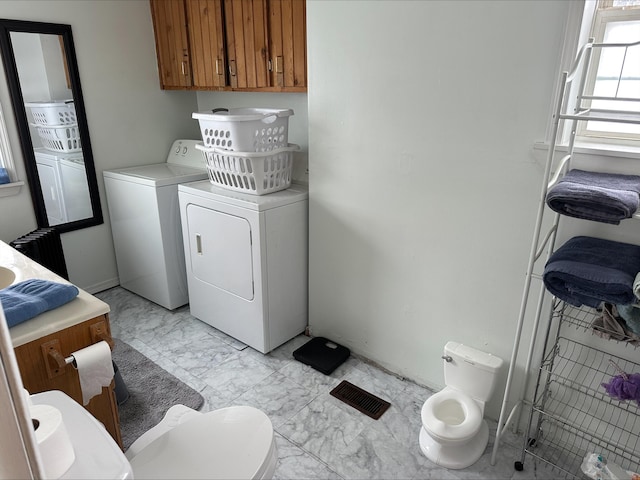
[0, 241, 122, 448]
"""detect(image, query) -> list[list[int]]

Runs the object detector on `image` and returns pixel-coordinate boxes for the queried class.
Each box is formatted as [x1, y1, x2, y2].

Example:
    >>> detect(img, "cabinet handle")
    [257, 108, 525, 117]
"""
[274, 56, 283, 74]
[196, 234, 203, 255]
[229, 59, 236, 77]
[215, 58, 222, 76]
[181, 61, 187, 76]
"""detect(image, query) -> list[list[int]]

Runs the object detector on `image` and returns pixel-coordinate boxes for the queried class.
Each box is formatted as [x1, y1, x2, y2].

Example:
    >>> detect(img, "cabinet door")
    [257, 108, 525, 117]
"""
[268, 0, 306, 89]
[186, 0, 227, 88]
[14, 315, 122, 449]
[224, 0, 270, 89]
[150, 0, 192, 88]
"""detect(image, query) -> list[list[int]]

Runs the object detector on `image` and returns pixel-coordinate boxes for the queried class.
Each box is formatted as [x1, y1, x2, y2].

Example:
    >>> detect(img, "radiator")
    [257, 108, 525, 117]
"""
[10, 228, 69, 280]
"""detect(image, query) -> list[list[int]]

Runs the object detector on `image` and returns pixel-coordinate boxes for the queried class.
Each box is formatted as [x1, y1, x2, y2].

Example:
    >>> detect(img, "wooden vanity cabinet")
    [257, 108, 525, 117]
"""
[149, 0, 306, 91]
[13, 314, 123, 449]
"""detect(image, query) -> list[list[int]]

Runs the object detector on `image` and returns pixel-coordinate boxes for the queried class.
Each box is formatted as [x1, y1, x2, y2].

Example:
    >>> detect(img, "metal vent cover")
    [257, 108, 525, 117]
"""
[330, 380, 391, 420]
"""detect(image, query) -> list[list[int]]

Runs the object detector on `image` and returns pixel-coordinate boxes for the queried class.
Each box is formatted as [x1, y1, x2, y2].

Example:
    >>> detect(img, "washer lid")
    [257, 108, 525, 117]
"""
[128, 406, 275, 479]
[103, 163, 208, 187]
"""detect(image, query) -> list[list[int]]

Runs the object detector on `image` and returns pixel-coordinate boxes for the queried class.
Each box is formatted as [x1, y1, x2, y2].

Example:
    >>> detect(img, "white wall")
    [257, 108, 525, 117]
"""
[306, 0, 572, 419]
[0, 1, 200, 291]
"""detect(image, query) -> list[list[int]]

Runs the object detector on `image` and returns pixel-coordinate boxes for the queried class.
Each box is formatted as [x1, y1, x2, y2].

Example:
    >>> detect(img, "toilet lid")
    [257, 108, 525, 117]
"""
[129, 406, 275, 479]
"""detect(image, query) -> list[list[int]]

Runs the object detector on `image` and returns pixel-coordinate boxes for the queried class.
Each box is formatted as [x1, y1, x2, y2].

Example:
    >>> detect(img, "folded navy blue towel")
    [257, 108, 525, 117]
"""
[0, 279, 79, 328]
[546, 169, 640, 224]
[543, 236, 640, 308]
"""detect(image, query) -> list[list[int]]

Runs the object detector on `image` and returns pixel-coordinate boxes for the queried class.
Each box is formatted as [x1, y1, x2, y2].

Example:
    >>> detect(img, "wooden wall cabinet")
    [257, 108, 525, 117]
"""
[150, 0, 192, 88]
[150, 0, 306, 91]
[14, 314, 123, 449]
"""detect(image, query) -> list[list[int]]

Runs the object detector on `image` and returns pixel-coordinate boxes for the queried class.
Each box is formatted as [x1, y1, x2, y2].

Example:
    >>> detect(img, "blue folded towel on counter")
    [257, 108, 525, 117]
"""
[546, 169, 640, 224]
[543, 236, 640, 308]
[0, 279, 79, 328]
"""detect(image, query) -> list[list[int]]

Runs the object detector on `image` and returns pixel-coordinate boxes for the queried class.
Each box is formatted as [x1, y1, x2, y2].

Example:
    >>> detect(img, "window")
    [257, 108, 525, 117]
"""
[0, 102, 23, 197]
[576, 0, 640, 146]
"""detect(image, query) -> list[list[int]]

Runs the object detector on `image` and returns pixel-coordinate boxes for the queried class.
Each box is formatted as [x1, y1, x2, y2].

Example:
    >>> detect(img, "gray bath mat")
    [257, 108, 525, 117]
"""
[111, 338, 204, 450]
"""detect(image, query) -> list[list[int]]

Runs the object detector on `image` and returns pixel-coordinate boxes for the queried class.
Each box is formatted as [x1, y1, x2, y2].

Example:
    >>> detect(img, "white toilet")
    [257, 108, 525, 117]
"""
[31, 390, 278, 479]
[419, 341, 503, 470]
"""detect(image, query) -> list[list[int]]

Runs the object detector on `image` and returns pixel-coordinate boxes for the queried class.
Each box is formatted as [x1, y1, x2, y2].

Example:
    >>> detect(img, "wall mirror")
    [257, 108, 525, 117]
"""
[0, 19, 102, 233]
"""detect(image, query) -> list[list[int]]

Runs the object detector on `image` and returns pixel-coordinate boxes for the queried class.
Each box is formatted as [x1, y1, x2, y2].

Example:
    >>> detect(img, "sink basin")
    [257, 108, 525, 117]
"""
[0, 266, 16, 288]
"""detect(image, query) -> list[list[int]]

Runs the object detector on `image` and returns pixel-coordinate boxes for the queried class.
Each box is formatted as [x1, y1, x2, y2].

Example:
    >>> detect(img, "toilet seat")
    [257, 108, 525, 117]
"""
[421, 388, 482, 443]
[128, 406, 277, 479]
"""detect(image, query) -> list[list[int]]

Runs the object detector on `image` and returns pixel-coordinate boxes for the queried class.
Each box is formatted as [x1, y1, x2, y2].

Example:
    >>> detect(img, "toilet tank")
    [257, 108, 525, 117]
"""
[443, 341, 503, 402]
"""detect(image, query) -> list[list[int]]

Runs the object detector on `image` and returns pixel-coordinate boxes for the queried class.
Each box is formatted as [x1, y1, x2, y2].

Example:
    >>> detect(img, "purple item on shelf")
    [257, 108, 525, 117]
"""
[601, 371, 640, 405]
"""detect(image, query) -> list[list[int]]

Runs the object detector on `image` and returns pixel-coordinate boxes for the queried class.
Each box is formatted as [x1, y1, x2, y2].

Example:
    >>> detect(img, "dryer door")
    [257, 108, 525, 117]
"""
[185, 204, 254, 300]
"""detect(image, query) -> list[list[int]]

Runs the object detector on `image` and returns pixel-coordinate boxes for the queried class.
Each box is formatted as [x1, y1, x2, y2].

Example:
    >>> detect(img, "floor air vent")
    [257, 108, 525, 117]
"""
[330, 380, 391, 420]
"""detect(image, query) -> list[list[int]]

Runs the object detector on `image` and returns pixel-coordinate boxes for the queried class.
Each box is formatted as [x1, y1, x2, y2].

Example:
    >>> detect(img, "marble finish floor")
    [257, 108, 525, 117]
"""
[96, 287, 558, 480]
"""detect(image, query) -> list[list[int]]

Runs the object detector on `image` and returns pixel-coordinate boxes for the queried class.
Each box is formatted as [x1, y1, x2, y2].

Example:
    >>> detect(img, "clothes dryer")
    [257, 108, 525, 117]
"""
[34, 148, 72, 225]
[178, 181, 308, 353]
[59, 155, 91, 222]
[103, 140, 208, 310]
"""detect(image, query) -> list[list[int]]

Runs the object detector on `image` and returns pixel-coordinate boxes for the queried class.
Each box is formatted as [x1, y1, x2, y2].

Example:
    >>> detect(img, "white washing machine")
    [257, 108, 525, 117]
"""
[59, 155, 92, 222]
[103, 140, 209, 310]
[178, 181, 308, 353]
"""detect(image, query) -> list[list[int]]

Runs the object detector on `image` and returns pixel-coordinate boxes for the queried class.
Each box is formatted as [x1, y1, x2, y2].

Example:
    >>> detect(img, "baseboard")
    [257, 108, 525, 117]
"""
[83, 277, 119, 295]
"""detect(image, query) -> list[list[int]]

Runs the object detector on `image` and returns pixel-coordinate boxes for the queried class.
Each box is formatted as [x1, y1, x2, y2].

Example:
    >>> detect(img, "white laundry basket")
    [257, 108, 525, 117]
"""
[35, 124, 82, 153]
[192, 108, 293, 152]
[25, 100, 77, 126]
[196, 143, 299, 195]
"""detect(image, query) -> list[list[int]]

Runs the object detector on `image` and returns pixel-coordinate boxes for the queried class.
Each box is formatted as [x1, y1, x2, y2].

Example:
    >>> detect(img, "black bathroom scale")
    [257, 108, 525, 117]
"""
[293, 336, 350, 375]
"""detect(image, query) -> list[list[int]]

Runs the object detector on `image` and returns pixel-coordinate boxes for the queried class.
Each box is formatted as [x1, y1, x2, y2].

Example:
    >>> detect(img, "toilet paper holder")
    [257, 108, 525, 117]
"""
[41, 332, 113, 379]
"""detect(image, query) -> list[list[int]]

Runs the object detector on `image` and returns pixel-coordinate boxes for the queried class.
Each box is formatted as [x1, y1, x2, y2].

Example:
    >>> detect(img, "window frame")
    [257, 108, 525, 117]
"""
[0, 101, 24, 197]
[576, 4, 640, 144]
[549, 0, 640, 156]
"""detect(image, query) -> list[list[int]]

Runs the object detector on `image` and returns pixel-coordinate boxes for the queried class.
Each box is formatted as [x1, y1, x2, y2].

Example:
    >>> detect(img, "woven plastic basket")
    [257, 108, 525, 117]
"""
[192, 108, 293, 152]
[35, 124, 82, 153]
[196, 143, 299, 195]
[25, 100, 76, 126]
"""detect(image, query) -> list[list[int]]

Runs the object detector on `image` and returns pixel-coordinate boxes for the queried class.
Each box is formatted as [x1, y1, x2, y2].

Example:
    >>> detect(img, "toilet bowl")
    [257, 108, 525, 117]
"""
[421, 387, 482, 446]
[30, 390, 277, 479]
[418, 342, 503, 470]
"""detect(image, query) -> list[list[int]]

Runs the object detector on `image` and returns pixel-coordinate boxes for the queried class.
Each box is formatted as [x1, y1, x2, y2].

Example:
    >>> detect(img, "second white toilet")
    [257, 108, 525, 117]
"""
[419, 341, 503, 469]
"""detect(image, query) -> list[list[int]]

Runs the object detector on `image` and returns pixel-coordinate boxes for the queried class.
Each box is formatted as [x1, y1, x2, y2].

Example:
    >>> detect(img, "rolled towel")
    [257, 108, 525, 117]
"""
[615, 303, 640, 336]
[634, 272, 640, 301]
[0, 279, 79, 328]
[546, 169, 640, 224]
[543, 236, 640, 308]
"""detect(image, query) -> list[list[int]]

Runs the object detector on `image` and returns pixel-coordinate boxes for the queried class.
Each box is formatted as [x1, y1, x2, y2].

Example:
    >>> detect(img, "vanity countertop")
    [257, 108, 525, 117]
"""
[0, 240, 110, 347]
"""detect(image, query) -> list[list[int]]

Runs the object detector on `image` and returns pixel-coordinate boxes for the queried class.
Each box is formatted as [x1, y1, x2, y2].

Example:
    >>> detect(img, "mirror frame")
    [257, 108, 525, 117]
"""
[0, 19, 102, 233]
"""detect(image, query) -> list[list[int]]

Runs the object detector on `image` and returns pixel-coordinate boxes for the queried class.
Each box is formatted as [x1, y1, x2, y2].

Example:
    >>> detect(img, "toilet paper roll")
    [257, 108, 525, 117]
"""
[72, 340, 114, 405]
[30, 404, 75, 479]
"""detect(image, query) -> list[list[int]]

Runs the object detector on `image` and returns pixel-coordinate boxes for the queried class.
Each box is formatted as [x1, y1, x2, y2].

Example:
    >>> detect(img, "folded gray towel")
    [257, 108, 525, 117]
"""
[546, 169, 640, 224]
[543, 236, 640, 308]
